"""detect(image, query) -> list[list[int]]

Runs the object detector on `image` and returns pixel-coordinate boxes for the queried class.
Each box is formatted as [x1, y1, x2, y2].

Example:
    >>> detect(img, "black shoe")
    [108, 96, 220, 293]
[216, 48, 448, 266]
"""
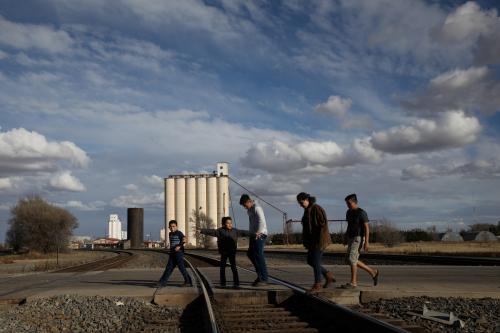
[253, 281, 269, 287]
[232, 284, 240, 289]
[220, 283, 227, 288]
[251, 278, 261, 287]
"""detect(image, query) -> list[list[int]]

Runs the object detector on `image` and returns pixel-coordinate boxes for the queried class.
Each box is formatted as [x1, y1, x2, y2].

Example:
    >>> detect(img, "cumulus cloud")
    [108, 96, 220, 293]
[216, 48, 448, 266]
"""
[110, 191, 164, 208]
[0, 15, 73, 53]
[0, 177, 13, 190]
[315, 95, 352, 117]
[0, 128, 90, 173]
[125, 184, 139, 191]
[57, 200, 106, 211]
[237, 174, 305, 197]
[402, 160, 500, 181]
[241, 137, 381, 174]
[371, 111, 481, 154]
[433, 2, 500, 65]
[142, 175, 163, 188]
[49, 171, 86, 192]
[402, 67, 500, 115]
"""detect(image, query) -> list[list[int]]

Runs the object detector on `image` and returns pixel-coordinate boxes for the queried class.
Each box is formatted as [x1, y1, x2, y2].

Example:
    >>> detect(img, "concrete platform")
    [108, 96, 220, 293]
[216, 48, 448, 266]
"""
[0, 263, 498, 307]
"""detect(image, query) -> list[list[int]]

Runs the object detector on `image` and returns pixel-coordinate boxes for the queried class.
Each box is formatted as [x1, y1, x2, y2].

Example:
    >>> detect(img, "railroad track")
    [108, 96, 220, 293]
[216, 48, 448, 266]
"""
[184, 252, 418, 333]
[53, 251, 135, 273]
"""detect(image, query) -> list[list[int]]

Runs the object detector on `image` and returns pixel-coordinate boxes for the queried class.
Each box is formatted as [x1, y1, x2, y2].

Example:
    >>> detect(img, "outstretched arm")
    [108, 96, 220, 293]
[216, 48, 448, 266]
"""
[199, 229, 218, 237]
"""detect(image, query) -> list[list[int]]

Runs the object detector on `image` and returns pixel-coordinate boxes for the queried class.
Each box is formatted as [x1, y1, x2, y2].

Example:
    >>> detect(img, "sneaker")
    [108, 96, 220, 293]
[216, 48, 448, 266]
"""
[253, 281, 269, 287]
[307, 283, 322, 293]
[323, 271, 336, 288]
[251, 278, 261, 287]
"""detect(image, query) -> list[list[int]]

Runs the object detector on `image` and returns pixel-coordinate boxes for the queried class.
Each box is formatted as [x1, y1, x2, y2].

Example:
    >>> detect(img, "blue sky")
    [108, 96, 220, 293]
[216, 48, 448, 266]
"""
[0, 0, 499, 241]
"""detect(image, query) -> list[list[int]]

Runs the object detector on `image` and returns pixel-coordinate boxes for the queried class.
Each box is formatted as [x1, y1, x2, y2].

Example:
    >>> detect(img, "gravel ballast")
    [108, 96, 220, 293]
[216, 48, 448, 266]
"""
[358, 296, 500, 333]
[0, 295, 183, 333]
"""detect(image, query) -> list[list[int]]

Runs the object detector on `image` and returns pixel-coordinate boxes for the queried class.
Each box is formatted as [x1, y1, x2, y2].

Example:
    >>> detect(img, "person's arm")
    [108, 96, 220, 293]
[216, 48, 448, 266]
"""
[255, 206, 267, 238]
[176, 232, 186, 252]
[362, 211, 369, 252]
[199, 229, 218, 237]
[235, 229, 251, 237]
[316, 206, 328, 226]
[343, 212, 348, 245]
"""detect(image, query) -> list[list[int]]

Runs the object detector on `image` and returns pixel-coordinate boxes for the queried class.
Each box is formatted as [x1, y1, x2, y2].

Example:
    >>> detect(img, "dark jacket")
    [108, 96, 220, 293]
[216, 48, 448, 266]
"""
[200, 228, 250, 254]
[301, 203, 331, 250]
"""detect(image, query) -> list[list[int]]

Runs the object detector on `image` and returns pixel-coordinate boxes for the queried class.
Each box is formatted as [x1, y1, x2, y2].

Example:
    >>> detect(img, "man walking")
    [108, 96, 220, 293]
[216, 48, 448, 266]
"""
[342, 194, 379, 289]
[239, 194, 269, 286]
[158, 220, 192, 287]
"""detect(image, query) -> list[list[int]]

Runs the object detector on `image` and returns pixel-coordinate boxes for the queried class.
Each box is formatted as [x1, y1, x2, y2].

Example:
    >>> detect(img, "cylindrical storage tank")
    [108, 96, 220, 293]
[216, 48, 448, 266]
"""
[185, 177, 196, 247]
[217, 176, 229, 228]
[127, 208, 144, 248]
[196, 177, 207, 216]
[206, 176, 218, 248]
[165, 178, 175, 241]
[175, 177, 186, 235]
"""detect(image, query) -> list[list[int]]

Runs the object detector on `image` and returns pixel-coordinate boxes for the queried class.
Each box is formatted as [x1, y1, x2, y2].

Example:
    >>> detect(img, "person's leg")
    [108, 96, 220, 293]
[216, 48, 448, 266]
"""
[347, 237, 361, 286]
[176, 252, 192, 285]
[220, 253, 228, 286]
[357, 260, 376, 277]
[228, 252, 239, 286]
[247, 238, 259, 281]
[311, 250, 324, 284]
[159, 254, 175, 284]
[254, 235, 268, 282]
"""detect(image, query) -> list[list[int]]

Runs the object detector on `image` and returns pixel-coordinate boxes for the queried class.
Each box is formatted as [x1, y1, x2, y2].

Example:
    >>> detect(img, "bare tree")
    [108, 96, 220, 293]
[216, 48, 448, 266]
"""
[190, 209, 215, 249]
[6, 195, 78, 253]
[372, 218, 403, 247]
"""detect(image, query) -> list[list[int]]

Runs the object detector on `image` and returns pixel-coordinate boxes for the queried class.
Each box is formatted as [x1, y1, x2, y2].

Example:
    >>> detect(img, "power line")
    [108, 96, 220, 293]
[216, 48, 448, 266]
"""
[228, 176, 287, 215]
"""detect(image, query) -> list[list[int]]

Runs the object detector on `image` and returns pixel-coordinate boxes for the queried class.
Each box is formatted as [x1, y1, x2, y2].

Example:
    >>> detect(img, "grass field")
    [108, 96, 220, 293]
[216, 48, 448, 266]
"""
[267, 241, 500, 257]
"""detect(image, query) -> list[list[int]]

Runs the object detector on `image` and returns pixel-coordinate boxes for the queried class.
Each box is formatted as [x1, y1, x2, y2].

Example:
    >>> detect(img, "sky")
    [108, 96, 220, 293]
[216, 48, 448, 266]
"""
[0, 0, 499, 241]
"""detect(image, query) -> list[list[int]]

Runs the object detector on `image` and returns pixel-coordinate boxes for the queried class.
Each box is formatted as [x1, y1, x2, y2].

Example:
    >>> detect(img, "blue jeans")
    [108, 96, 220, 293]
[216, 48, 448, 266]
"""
[307, 249, 328, 283]
[247, 235, 268, 282]
[159, 250, 192, 284]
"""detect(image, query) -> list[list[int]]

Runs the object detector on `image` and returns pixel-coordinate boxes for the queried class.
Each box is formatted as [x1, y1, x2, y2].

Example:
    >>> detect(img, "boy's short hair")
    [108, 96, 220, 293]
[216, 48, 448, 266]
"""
[344, 194, 357, 203]
[168, 220, 178, 226]
[221, 216, 232, 225]
[239, 194, 251, 205]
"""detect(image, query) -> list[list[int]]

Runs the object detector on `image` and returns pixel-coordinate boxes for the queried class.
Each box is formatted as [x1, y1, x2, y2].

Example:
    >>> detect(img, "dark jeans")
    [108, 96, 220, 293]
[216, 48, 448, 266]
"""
[220, 251, 239, 286]
[159, 250, 192, 284]
[307, 249, 328, 283]
[247, 235, 268, 282]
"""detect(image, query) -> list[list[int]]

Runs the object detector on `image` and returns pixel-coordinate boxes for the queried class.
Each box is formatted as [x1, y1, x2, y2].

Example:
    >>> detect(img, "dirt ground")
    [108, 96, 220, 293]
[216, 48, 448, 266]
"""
[0, 251, 116, 274]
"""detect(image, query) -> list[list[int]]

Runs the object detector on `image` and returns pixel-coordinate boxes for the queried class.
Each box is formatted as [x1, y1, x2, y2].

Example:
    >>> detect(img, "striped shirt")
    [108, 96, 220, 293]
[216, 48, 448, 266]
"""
[169, 230, 185, 251]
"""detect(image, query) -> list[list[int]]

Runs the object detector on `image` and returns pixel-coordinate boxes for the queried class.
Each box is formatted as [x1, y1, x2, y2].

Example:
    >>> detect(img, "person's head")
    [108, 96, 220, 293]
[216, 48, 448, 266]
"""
[168, 220, 178, 232]
[239, 194, 253, 210]
[344, 194, 358, 209]
[296, 192, 316, 209]
[221, 216, 233, 230]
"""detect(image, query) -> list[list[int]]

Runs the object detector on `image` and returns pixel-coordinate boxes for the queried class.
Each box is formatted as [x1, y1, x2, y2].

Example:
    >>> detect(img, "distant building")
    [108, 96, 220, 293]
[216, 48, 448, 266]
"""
[160, 228, 166, 242]
[121, 230, 127, 240]
[93, 237, 120, 248]
[108, 214, 123, 240]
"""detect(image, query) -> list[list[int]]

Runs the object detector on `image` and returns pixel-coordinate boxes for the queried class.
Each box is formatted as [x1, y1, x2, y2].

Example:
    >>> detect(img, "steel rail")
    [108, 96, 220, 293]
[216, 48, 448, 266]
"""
[184, 257, 220, 333]
[185, 252, 410, 333]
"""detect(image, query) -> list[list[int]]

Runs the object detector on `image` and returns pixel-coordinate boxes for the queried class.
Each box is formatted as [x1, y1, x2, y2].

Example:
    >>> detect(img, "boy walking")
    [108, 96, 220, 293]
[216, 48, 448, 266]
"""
[158, 220, 192, 287]
[199, 216, 249, 288]
[239, 194, 269, 287]
[342, 194, 379, 289]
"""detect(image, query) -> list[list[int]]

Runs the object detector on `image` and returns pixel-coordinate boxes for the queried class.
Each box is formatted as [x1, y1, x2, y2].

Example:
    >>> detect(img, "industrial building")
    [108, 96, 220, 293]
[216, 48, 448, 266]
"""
[107, 214, 123, 240]
[164, 162, 230, 247]
[127, 208, 144, 248]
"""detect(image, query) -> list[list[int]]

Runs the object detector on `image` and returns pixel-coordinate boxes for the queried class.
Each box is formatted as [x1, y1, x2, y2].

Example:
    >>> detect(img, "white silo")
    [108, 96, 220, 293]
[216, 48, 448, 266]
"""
[175, 177, 186, 235]
[217, 176, 229, 228]
[165, 177, 176, 234]
[185, 177, 196, 246]
[196, 176, 207, 217]
[206, 176, 218, 248]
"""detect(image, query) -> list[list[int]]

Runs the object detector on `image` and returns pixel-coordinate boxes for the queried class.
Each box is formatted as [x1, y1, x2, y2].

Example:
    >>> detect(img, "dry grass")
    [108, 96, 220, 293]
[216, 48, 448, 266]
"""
[268, 241, 500, 257]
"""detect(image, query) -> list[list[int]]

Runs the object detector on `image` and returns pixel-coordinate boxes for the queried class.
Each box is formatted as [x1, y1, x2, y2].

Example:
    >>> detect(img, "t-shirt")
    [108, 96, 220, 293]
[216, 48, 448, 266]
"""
[346, 208, 369, 239]
[169, 230, 185, 251]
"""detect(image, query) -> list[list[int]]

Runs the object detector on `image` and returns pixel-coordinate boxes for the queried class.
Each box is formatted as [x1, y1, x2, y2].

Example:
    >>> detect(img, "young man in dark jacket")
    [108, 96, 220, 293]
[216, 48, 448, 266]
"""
[200, 216, 249, 288]
[158, 220, 192, 287]
[342, 194, 379, 289]
[297, 192, 335, 293]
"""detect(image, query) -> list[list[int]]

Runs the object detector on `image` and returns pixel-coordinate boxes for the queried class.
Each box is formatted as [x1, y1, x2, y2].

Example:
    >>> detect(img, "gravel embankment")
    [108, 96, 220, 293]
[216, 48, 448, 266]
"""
[0, 295, 183, 333]
[357, 297, 500, 333]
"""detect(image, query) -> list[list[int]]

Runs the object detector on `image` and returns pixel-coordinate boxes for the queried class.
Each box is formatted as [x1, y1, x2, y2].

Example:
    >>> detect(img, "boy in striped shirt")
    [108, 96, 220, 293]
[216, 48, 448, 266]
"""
[158, 220, 192, 287]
